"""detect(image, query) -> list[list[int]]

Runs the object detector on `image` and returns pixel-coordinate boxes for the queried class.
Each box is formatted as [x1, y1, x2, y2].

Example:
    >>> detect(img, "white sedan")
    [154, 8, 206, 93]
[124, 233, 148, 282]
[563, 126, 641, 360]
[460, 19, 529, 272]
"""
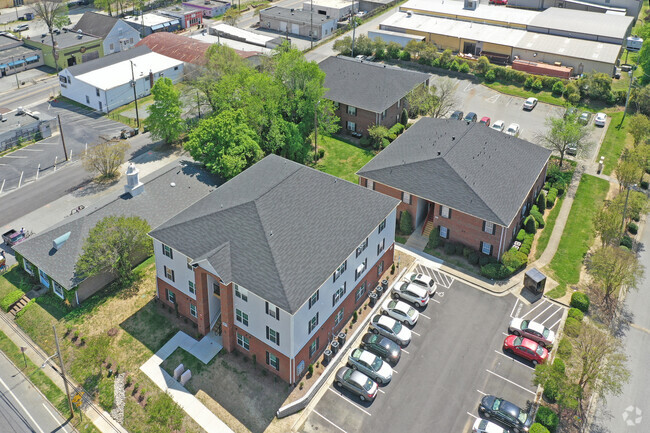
[382, 299, 419, 326]
[508, 318, 556, 348]
[406, 272, 437, 296]
[523, 97, 538, 110]
[505, 123, 520, 137]
[594, 112, 607, 127]
[472, 418, 507, 433]
[490, 120, 505, 132]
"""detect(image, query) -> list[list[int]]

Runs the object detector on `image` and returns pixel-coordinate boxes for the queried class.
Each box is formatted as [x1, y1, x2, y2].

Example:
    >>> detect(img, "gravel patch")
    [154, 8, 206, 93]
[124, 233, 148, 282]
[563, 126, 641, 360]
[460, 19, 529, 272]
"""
[111, 373, 126, 424]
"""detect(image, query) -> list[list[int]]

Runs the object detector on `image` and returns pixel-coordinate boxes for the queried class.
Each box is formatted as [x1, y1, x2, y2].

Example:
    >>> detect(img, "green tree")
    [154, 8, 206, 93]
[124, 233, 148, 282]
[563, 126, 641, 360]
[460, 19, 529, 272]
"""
[631, 143, 650, 183]
[399, 211, 413, 234]
[593, 202, 621, 246]
[627, 114, 650, 146]
[615, 159, 642, 192]
[145, 78, 184, 144]
[367, 124, 389, 149]
[476, 56, 490, 74]
[75, 216, 153, 285]
[31, 0, 70, 72]
[223, 7, 239, 26]
[430, 77, 457, 118]
[638, 40, 650, 85]
[372, 37, 387, 59]
[611, 190, 649, 224]
[579, 72, 612, 101]
[191, 44, 247, 110]
[537, 111, 589, 167]
[587, 245, 644, 313]
[404, 40, 427, 59]
[406, 83, 438, 117]
[354, 34, 373, 56]
[386, 41, 401, 59]
[333, 36, 353, 56]
[185, 109, 263, 179]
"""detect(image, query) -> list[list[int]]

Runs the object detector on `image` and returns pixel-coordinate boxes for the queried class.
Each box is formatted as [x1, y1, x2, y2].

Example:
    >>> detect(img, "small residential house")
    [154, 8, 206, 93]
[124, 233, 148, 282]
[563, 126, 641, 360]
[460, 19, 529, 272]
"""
[158, 5, 204, 28]
[357, 118, 552, 260]
[58, 45, 184, 112]
[182, 0, 231, 17]
[72, 12, 141, 55]
[123, 13, 182, 37]
[24, 29, 102, 70]
[13, 161, 218, 306]
[319, 56, 430, 136]
[149, 155, 399, 382]
[259, 6, 338, 40]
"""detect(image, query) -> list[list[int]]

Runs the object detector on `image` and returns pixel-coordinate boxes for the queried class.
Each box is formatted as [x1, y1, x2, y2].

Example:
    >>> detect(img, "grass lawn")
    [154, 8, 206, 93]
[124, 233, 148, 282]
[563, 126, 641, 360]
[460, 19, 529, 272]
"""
[483, 82, 607, 111]
[534, 194, 566, 261]
[314, 136, 374, 183]
[546, 174, 610, 288]
[0, 265, 33, 298]
[598, 111, 631, 176]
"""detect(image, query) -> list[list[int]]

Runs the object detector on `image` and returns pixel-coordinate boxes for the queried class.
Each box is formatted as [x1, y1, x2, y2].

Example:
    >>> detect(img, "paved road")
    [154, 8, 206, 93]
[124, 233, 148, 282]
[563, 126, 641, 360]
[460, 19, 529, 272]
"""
[0, 350, 73, 433]
[590, 220, 650, 433]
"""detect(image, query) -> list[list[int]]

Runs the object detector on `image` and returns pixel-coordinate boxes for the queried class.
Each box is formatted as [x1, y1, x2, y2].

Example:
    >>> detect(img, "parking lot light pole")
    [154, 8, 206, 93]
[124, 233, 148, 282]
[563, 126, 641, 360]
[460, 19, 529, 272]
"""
[129, 60, 140, 129]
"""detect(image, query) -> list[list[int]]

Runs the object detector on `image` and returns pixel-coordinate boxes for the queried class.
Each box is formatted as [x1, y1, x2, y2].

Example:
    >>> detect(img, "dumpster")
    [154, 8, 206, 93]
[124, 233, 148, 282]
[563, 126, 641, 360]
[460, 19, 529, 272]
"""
[524, 268, 546, 296]
[330, 340, 340, 354]
[337, 332, 346, 346]
[368, 292, 378, 306]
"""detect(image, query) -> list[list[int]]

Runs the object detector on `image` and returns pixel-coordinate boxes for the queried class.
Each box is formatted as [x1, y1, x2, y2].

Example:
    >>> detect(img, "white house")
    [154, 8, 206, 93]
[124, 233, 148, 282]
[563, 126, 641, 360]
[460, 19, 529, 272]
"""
[58, 45, 183, 113]
[73, 11, 141, 55]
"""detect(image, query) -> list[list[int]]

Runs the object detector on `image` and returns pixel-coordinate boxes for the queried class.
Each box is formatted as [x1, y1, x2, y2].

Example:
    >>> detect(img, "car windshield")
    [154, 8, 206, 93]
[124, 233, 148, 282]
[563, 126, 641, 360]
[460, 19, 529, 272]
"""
[391, 321, 403, 333]
[542, 328, 550, 338]
[507, 127, 516, 133]
[363, 377, 374, 391]
[407, 308, 416, 317]
[388, 300, 397, 309]
[492, 399, 501, 410]
[518, 411, 528, 423]
[371, 357, 383, 371]
[514, 336, 523, 346]
[536, 346, 545, 356]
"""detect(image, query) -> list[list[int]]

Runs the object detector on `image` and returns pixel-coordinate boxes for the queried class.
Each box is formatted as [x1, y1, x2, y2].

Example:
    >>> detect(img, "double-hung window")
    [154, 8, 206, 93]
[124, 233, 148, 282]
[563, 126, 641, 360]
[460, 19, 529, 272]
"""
[333, 261, 347, 282]
[483, 221, 495, 235]
[356, 238, 368, 258]
[308, 313, 319, 333]
[309, 290, 319, 309]
[440, 206, 451, 219]
[266, 301, 280, 320]
[378, 219, 386, 234]
[332, 283, 346, 306]
[236, 309, 249, 326]
[234, 285, 248, 302]
[189, 304, 197, 318]
[334, 308, 344, 326]
[480, 241, 493, 255]
[355, 282, 366, 302]
[164, 266, 175, 282]
[439, 226, 449, 239]
[355, 259, 367, 280]
[188, 281, 195, 295]
[266, 352, 279, 370]
[347, 106, 357, 116]
[309, 338, 320, 358]
[266, 327, 280, 345]
[402, 191, 411, 204]
[162, 244, 173, 259]
[377, 238, 385, 255]
[237, 333, 249, 350]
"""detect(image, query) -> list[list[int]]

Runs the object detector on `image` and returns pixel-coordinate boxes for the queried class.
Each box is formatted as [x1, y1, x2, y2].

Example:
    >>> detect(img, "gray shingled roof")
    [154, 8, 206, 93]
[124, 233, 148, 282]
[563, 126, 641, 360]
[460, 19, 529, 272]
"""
[72, 12, 119, 39]
[64, 45, 151, 77]
[357, 118, 551, 226]
[13, 161, 218, 290]
[320, 56, 430, 113]
[149, 155, 399, 314]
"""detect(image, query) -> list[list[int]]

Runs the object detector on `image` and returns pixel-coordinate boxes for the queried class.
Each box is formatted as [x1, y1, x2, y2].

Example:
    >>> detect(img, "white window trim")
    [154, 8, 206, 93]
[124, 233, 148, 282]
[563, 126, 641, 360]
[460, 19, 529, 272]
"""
[23, 260, 34, 276]
[188, 281, 195, 294]
[440, 226, 448, 239]
[52, 280, 65, 299]
[484, 221, 494, 234]
[481, 242, 492, 255]
[237, 333, 250, 350]
[334, 308, 344, 326]
[190, 304, 197, 318]
[367, 179, 374, 190]
[441, 206, 450, 219]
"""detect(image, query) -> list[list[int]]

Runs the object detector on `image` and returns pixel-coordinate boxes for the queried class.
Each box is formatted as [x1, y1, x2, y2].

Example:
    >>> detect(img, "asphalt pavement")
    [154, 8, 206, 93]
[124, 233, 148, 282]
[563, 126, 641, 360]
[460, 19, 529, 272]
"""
[0, 350, 73, 433]
[590, 221, 650, 433]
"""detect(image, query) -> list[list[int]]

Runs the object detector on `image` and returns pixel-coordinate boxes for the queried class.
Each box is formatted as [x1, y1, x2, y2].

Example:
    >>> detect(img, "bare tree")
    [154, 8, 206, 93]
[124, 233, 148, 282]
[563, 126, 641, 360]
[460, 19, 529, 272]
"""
[82, 140, 129, 180]
[430, 77, 458, 119]
[593, 202, 621, 247]
[31, 0, 69, 73]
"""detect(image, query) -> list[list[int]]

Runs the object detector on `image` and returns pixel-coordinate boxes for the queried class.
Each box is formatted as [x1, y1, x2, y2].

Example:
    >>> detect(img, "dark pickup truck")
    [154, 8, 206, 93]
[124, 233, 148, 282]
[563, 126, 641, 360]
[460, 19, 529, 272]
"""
[2, 229, 28, 247]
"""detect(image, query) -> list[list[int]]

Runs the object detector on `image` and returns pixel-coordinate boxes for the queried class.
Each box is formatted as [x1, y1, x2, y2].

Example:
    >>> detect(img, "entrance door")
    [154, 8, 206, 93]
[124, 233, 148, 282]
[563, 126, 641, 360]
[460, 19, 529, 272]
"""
[39, 269, 50, 288]
[463, 41, 476, 54]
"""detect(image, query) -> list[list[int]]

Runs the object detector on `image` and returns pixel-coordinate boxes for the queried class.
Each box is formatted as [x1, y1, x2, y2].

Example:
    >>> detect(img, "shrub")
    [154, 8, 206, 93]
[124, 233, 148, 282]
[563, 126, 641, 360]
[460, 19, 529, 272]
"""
[428, 227, 441, 249]
[640, 180, 649, 190]
[536, 191, 546, 212]
[530, 209, 545, 228]
[532, 78, 543, 91]
[98, 377, 115, 411]
[568, 92, 581, 104]
[14, 299, 34, 318]
[308, 363, 314, 375]
[525, 215, 537, 234]
[431, 58, 441, 67]
[481, 263, 513, 280]
[485, 69, 496, 83]
[531, 422, 551, 433]
[459, 62, 470, 73]
[359, 136, 371, 147]
[570, 292, 589, 313]
[542, 378, 559, 403]
[564, 317, 581, 337]
[449, 60, 460, 71]
[398, 50, 411, 61]
[389, 123, 405, 136]
[479, 255, 492, 267]
[546, 188, 558, 208]
[552, 358, 566, 375]
[476, 56, 490, 74]
[516, 229, 526, 242]
[468, 252, 479, 265]
[620, 235, 633, 249]
[454, 243, 464, 255]
[524, 76, 535, 89]
[444, 242, 456, 255]
[557, 337, 572, 359]
[318, 148, 325, 159]
[1, 290, 25, 312]
[628, 222, 638, 235]
[536, 406, 559, 433]
[502, 248, 528, 269]
[462, 246, 472, 258]
[568, 307, 584, 322]
[400, 109, 408, 126]
[552, 81, 565, 95]
[399, 210, 414, 234]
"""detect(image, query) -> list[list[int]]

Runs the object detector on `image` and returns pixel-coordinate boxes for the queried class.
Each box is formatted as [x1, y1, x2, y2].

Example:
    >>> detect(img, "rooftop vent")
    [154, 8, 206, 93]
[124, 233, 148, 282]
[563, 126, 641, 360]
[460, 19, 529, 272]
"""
[53, 231, 71, 251]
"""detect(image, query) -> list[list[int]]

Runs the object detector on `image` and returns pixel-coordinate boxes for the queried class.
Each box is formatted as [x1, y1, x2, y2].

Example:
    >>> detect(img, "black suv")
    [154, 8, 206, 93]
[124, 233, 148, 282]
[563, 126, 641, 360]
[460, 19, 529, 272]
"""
[450, 110, 464, 120]
[478, 395, 533, 433]
[360, 333, 401, 365]
[464, 112, 478, 122]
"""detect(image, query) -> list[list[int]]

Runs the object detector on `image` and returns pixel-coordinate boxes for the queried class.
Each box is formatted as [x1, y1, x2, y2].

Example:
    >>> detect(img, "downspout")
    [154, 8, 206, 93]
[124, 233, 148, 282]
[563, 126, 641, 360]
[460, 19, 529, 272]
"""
[497, 225, 505, 261]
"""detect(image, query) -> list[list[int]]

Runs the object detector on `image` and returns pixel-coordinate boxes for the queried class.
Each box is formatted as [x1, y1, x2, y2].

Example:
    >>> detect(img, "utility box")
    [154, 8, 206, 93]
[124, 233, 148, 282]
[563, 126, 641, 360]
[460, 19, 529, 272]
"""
[524, 268, 546, 296]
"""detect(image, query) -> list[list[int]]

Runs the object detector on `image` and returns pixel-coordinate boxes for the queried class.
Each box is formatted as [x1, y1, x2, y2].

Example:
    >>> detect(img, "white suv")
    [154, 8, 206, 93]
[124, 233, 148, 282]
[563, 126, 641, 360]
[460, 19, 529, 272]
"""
[392, 281, 429, 308]
[406, 272, 437, 296]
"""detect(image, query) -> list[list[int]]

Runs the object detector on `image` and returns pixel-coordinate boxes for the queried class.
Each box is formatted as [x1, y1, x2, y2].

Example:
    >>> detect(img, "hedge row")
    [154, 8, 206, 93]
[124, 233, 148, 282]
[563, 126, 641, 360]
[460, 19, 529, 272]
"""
[1, 290, 25, 312]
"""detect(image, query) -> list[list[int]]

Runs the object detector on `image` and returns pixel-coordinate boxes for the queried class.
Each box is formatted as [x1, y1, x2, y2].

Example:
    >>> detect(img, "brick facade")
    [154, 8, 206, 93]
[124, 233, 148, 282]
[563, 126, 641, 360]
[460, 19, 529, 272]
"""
[335, 98, 405, 136]
[157, 277, 200, 327]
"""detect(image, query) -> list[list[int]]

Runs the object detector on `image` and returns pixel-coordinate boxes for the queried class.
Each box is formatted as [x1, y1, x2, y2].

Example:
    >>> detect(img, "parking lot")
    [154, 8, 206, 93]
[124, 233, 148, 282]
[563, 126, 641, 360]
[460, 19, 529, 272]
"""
[298, 262, 565, 433]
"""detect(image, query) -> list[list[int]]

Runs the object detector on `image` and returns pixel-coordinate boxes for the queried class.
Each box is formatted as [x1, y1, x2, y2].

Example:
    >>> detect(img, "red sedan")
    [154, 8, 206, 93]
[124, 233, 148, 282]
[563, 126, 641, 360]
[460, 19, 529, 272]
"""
[503, 335, 548, 365]
[489, 0, 507, 4]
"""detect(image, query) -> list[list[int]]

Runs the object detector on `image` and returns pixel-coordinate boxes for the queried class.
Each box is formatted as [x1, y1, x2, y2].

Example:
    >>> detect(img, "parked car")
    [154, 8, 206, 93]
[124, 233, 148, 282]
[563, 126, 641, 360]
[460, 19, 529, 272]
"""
[523, 97, 538, 110]
[347, 348, 393, 384]
[566, 142, 578, 156]
[14, 24, 29, 32]
[564, 107, 578, 119]
[382, 299, 419, 326]
[479, 116, 491, 126]
[464, 112, 478, 122]
[594, 112, 607, 126]
[489, 0, 507, 4]
[490, 120, 505, 132]
[369, 314, 412, 346]
[578, 112, 591, 125]
[503, 335, 548, 365]
[335, 367, 378, 401]
[505, 123, 520, 137]
[508, 318, 556, 348]
[450, 110, 464, 120]
[472, 418, 507, 433]
[120, 128, 137, 139]
[392, 281, 429, 308]
[406, 272, 437, 295]
[2, 229, 29, 247]
[478, 395, 534, 433]
[360, 333, 401, 365]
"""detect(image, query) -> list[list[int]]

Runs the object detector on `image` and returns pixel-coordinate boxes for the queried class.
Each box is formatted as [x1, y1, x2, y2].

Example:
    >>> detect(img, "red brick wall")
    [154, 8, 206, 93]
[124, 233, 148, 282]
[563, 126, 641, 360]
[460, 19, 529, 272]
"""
[335, 98, 405, 136]
[220, 282, 236, 353]
[230, 326, 292, 382]
[193, 268, 212, 336]
[362, 178, 420, 226]
[156, 277, 199, 326]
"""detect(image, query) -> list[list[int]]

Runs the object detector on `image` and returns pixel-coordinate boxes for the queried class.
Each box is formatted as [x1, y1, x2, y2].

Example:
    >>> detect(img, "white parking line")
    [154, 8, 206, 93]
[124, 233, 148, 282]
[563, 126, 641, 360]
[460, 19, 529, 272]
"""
[401, 349, 409, 355]
[431, 298, 441, 304]
[327, 388, 372, 416]
[1, 155, 28, 158]
[531, 304, 554, 322]
[501, 332, 509, 337]
[378, 389, 386, 394]
[411, 331, 421, 337]
[392, 369, 399, 374]
[550, 317, 563, 330]
[467, 412, 479, 420]
[477, 389, 487, 395]
[313, 410, 348, 433]
[485, 370, 536, 395]
[41, 403, 69, 433]
[493, 350, 535, 370]
[540, 307, 563, 326]
[420, 313, 432, 320]
[16, 148, 44, 152]
[519, 300, 547, 319]
[510, 299, 520, 318]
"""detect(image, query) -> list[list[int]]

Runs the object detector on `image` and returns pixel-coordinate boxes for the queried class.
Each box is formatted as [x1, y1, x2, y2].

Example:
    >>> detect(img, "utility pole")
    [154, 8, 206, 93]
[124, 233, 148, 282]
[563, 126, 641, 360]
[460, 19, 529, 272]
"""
[57, 114, 68, 161]
[351, 0, 357, 57]
[12, 56, 19, 89]
[129, 60, 140, 129]
[310, 0, 313, 49]
[314, 100, 319, 162]
[621, 67, 635, 126]
[196, 92, 201, 119]
[53, 326, 74, 418]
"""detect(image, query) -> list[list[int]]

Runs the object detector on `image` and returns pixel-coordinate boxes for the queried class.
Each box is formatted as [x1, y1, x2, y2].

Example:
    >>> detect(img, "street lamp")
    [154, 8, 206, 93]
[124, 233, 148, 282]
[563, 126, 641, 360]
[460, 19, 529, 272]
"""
[129, 60, 140, 129]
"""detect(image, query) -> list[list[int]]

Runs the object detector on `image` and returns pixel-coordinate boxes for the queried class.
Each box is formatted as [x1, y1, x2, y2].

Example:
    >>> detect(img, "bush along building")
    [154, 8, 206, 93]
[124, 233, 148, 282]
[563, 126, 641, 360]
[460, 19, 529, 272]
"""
[357, 117, 551, 261]
[149, 155, 399, 383]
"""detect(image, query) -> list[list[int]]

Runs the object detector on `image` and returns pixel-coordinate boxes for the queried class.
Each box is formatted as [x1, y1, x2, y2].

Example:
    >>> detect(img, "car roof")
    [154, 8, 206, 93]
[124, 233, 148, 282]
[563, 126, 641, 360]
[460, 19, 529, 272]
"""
[377, 315, 396, 327]
[519, 337, 540, 351]
[349, 370, 370, 387]
[358, 350, 377, 365]
[481, 116, 490, 121]
[507, 123, 520, 128]
[526, 97, 537, 102]
[526, 320, 547, 334]
[499, 399, 521, 417]
[492, 120, 504, 126]
[405, 283, 427, 297]
[390, 299, 411, 312]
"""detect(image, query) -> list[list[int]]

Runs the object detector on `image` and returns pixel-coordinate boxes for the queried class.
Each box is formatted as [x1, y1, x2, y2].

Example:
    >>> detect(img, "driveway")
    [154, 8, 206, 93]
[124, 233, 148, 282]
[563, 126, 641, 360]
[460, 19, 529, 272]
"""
[298, 261, 565, 433]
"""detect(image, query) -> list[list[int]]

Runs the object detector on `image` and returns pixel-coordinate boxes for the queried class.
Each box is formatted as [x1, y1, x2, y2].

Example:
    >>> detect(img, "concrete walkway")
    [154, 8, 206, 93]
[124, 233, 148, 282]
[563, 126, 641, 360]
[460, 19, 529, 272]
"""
[140, 331, 231, 433]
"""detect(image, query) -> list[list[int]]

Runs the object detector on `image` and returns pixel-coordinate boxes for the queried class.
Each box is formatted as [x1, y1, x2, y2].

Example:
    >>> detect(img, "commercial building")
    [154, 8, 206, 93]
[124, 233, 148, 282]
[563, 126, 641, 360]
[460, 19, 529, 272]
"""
[508, 0, 640, 18]
[191, 32, 271, 57]
[302, 0, 357, 20]
[58, 45, 184, 112]
[259, 6, 338, 40]
[359, 0, 397, 12]
[72, 12, 141, 55]
[123, 13, 182, 37]
[158, 5, 204, 29]
[357, 118, 551, 260]
[320, 56, 430, 135]
[136, 32, 213, 65]
[182, 0, 231, 17]
[149, 154, 399, 383]
[14, 161, 218, 306]
[0, 107, 56, 152]
[0, 34, 43, 77]
[210, 23, 283, 48]
[24, 29, 102, 70]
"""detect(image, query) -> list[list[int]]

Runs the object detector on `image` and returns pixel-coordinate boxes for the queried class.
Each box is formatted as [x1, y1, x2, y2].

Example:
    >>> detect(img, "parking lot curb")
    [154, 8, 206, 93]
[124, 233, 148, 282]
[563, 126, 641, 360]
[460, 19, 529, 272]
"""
[278, 266, 410, 420]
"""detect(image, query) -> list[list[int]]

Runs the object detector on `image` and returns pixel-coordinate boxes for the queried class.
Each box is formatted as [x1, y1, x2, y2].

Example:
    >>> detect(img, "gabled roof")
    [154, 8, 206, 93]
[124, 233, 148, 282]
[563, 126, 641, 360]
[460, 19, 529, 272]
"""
[357, 118, 551, 226]
[72, 11, 119, 39]
[13, 161, 218, 290]
[64, 44, 151, 77]
[150, 155, 399, 314]
[320, 56, 431, 114]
